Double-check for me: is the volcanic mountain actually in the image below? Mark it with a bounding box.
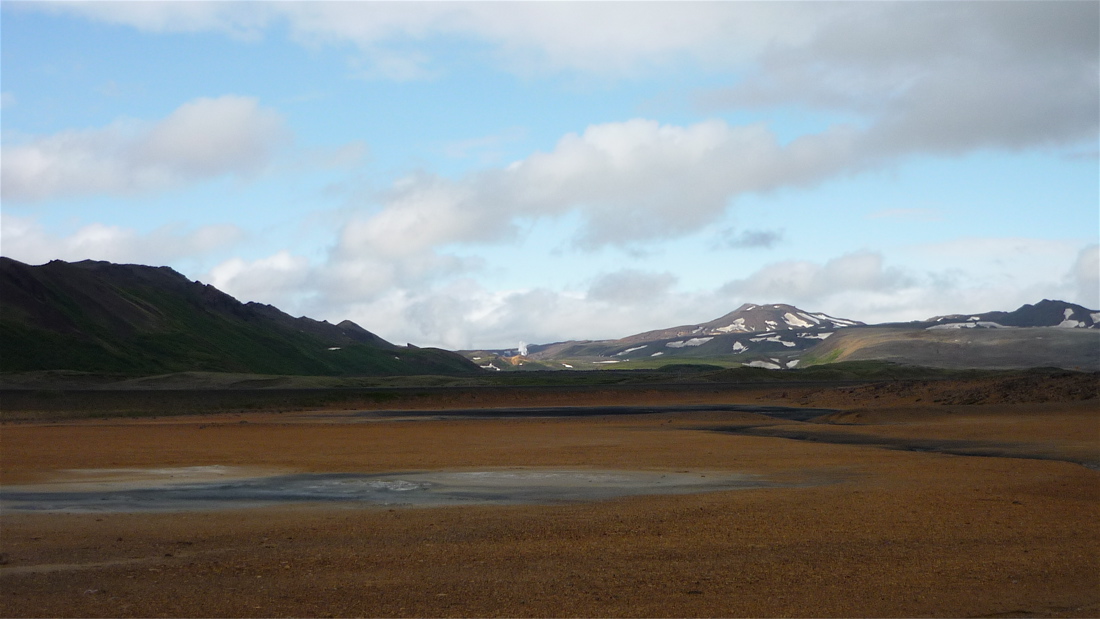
[0,258,478,376]
[484,303,865,370]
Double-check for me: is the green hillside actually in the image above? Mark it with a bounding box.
[0,258,478,376]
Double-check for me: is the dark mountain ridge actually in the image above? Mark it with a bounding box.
[0,258,477,376]
[925,299,1098,329]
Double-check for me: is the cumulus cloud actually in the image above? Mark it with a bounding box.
[1067,244,1099,309]
[907,237,1083,291]
[1,95,287,202]
[355,281,705,350]
[719,252,911,304]
[31,2,822,77]
[198,249,705,349]
[280,117,868,316]
[206,251,312,306]
[0,213,243,266]
[193,239,1095,350]
[707,241,1096,326]
[28,3,1096,158]
[701,2,1098,155]
[331,118,863,263]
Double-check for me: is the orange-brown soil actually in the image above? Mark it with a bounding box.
[1,379,1097,617]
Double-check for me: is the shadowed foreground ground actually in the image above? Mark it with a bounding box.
[0,379,1097,617]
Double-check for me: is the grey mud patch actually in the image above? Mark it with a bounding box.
[0,467,778,513]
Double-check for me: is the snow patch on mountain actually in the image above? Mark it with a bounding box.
[783,313,814,328]
[746,360,782,370]
[716,318,750,333]
[744,357,799,370]
[666,337,714,348]
[927,321,1009,330]
[1057,308,1084,328]
[749,334,796,347]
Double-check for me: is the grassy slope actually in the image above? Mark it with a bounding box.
[801,326,1100,371]
[0,259,477,376]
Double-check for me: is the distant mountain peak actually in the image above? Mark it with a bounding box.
[702,302,864,334]
[927,299,1098,329]
[517,302,864,368]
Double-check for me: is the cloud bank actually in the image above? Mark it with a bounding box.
[1,213,243,267]
[1,96,286,202]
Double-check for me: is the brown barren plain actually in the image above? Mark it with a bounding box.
[1,375,1098,617]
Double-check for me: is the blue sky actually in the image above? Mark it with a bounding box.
[2,1,1097,349]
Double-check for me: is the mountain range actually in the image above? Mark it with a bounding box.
[502,303,862,370]
[925,300,1099,330]
[1,257,1097,376]
[0,258,478,376]
[466,300,1099,372]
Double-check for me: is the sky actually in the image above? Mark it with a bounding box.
[1,1,1098,350]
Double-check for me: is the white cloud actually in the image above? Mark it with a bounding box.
[335,118,863,261]
[0,213,243,266]
[27,2,1096,164]
[51,2,817,77]
[360,281,704,350]
[1067,244,1099,309]
[271,117,868,321]
[206,251,312,307]
[906,237,1082,287]
[712,241,1097,325]
[702,2,1098,155]
[191,238,1097,350]
[720,252,910,303]
[23,1,272,39]
[1,95,287,202]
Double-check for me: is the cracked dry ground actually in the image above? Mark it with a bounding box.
[1,378,1097,617]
